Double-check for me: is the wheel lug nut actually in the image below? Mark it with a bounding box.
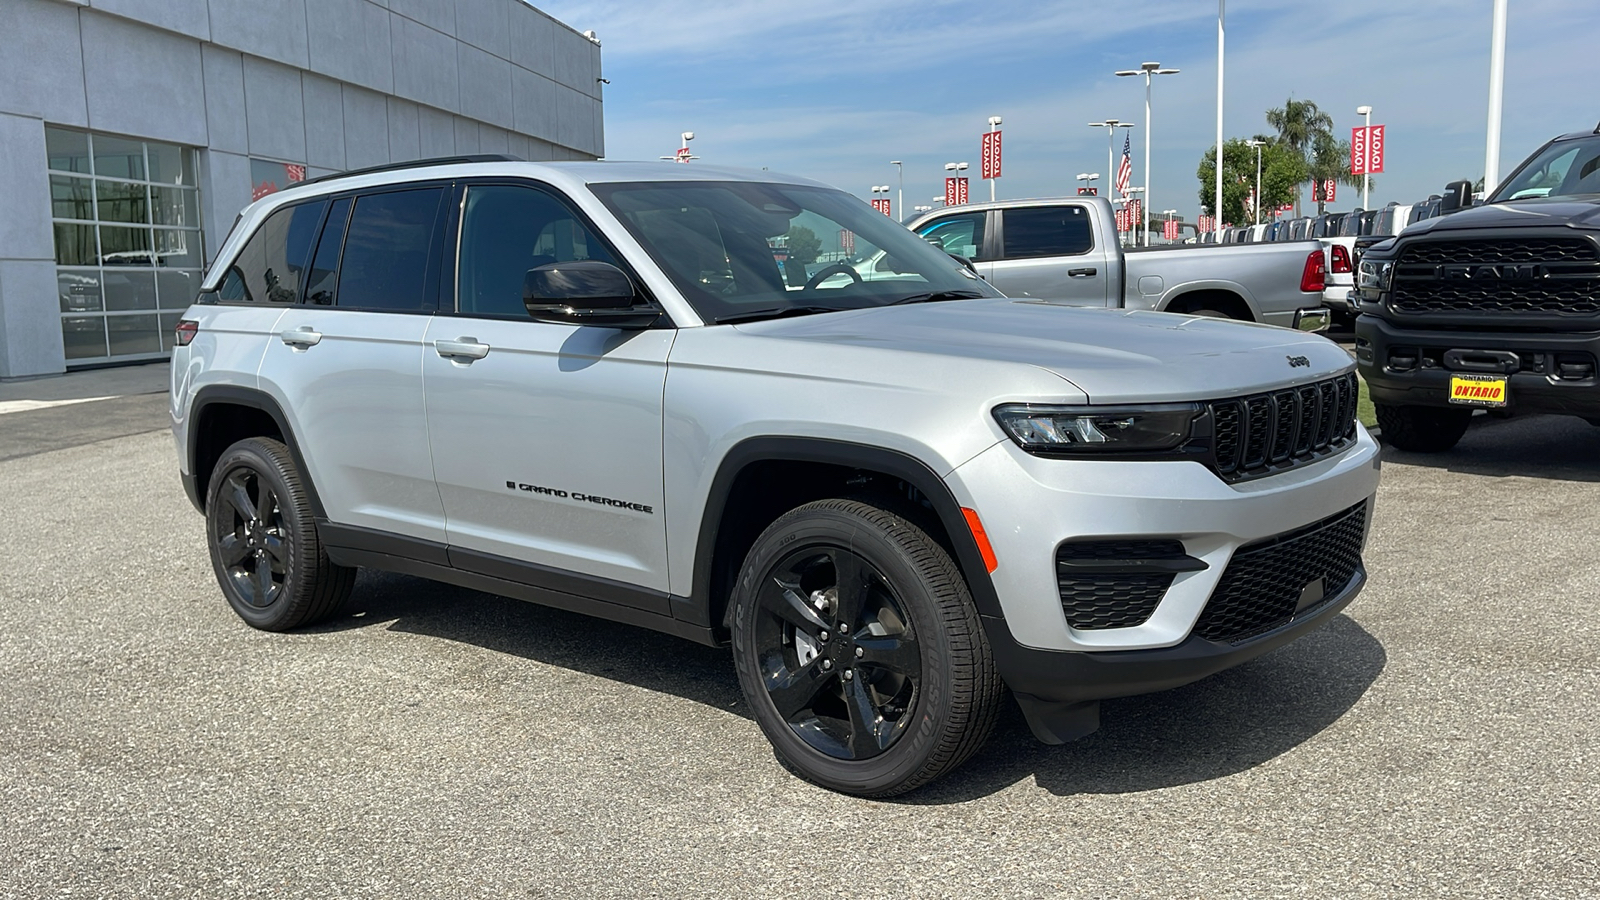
[821,659,833,671]
[855,647,864,658]
[818,630,829,642]
[844,670,854,681]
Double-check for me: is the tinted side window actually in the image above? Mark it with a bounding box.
[336,188,445,311]
[218,199,327,304]
[456,184,620,318]
[1002,206,1093,259]
[916,213,986,261]
[302,197,350,306]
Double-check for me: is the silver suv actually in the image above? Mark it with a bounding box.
[170,157,1380,796]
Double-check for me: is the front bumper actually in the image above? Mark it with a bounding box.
[1356,314,1600,416]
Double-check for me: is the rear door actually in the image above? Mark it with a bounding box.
[988,204,1111,305]
[421,181,673,603]
[256,185,450,545]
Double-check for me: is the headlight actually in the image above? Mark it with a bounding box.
[993,403,1200,455]
[1357,259,1393,291]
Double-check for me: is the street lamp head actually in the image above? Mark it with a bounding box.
[682,131,694,142]
[890,160,902,166]
[1155,68,1180,75]
[989,115,1003,126]
[943,162,957,171]
[957,162,969,170]
[1114,70,1140,77]
[1356,105,1372,115]
[1245,138,1266,148]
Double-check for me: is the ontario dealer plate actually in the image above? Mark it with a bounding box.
[1449,373,1508,408]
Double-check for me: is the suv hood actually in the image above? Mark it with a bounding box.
[733,299,1352,404]
[1411,196,1600,233]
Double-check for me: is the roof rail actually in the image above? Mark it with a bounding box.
[287,154,524,190]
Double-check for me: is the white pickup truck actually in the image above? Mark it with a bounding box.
[904,198,1330,330]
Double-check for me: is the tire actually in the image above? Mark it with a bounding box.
[204,437,355,631]
[1187,307,1231,318]
[729,498,1003,797]
[1374,403,1473,452]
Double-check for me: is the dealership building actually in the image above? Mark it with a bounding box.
[0,0,604,378]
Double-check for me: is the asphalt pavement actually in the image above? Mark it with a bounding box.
[0,365,1595,898]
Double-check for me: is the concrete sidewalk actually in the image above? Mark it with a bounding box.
[0,360,169,404]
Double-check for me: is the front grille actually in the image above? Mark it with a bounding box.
[1056,540,1184,630]
[1391,237,1600,316]
[1208,373,1358,482]
[1192,501,1368,643]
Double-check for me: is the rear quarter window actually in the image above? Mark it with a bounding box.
[216,199,327,304]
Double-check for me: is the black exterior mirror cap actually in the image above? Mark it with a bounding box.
[524,305,663,329]
[1439,180,1473,213]
[523,260,638,312]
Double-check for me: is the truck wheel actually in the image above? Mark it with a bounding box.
[1374,403,1473,452]
[204,437,355,631]
[729,499,1002,797]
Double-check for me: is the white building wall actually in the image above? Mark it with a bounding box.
[0,0,604,377]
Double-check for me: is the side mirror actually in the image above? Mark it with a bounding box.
[522,260,659,328]
[948,252,978,274]
[1438,180,1473,214]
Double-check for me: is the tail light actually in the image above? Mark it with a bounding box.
[1330,244,1353,274]
[174,319,198,347]
[1300,249,1327,293]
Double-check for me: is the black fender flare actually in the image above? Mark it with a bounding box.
[186,385,326,519]
[690,436,1005,625]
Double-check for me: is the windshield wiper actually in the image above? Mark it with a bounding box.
[714,305,848,325]
[888,289,987,305]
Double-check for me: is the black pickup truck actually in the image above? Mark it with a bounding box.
[1354,127,1600,451]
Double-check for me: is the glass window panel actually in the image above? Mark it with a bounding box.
[58,270,103,314]
[96,179,150,225]
[150,186,199,227]
[1002,206,1094,259]
[156,269,201,309]
[98,224,154,266]
[249,158,307,201]
[337,189,444,310]
[107,314,162,356]
[223,200,326,304]
[102,269,158,310]
[61,316,108,360]
[53,222,98,266]
[457,185,619,317]
[304,197,350,305]
[50,175,95,220]
[153,228,203,268]
[159,312,185,351]
[94,135,146,180]
[46,127,91,174]
[916,213,987,261]
[146,142,194,187]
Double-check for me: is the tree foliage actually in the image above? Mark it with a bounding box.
[784,225,821,266]
[1196,137,1305,225]
[1265,97,1367,214]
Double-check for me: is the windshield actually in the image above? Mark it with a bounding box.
[589,181,1001,323]
[1493,135,1600,202]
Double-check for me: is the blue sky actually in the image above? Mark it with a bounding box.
[540,0,1597,223]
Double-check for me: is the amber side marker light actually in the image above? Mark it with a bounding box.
[961,507,999,573]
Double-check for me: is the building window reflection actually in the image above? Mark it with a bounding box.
[46,126,204,363]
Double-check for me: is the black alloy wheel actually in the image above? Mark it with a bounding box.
[204,437,354,631]
[731,498,1002,797]
[753,544,921,761]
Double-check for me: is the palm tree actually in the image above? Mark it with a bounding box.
[1308,131,1365,215]
[1266,98,1334,215]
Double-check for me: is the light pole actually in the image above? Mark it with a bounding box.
[659,131,697,162]
[1357,105,1372,210]
[1115,62,1179,246]
[1121,186,1145,247]
[1485,0,1508,194]
[1088,120,1134,202]
[1215,0,1225,240]
[943,161,969,204]
[1245,138,1266,225]
[890,160,904,220]
[987,115,1002,202]
[871,185,890,217]
[1076,172,1100,195]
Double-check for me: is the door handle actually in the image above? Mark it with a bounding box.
[1067,268,1098,277]
[434,337,490,362]
[280,325,322,348]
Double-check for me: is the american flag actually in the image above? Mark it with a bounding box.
[1115,133,1133,197]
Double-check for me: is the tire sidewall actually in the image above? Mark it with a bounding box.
[731,505,962,795]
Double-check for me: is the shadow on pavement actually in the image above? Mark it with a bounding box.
[1381,412,1600,482]
[313,570,1385,803]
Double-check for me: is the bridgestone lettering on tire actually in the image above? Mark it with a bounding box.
[729,498,1003,797]
[204,437,354,631]
[1374,403,1472,453]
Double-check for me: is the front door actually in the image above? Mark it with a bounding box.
[422,182,673,607]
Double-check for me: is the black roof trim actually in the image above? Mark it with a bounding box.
[286,154,524,191]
